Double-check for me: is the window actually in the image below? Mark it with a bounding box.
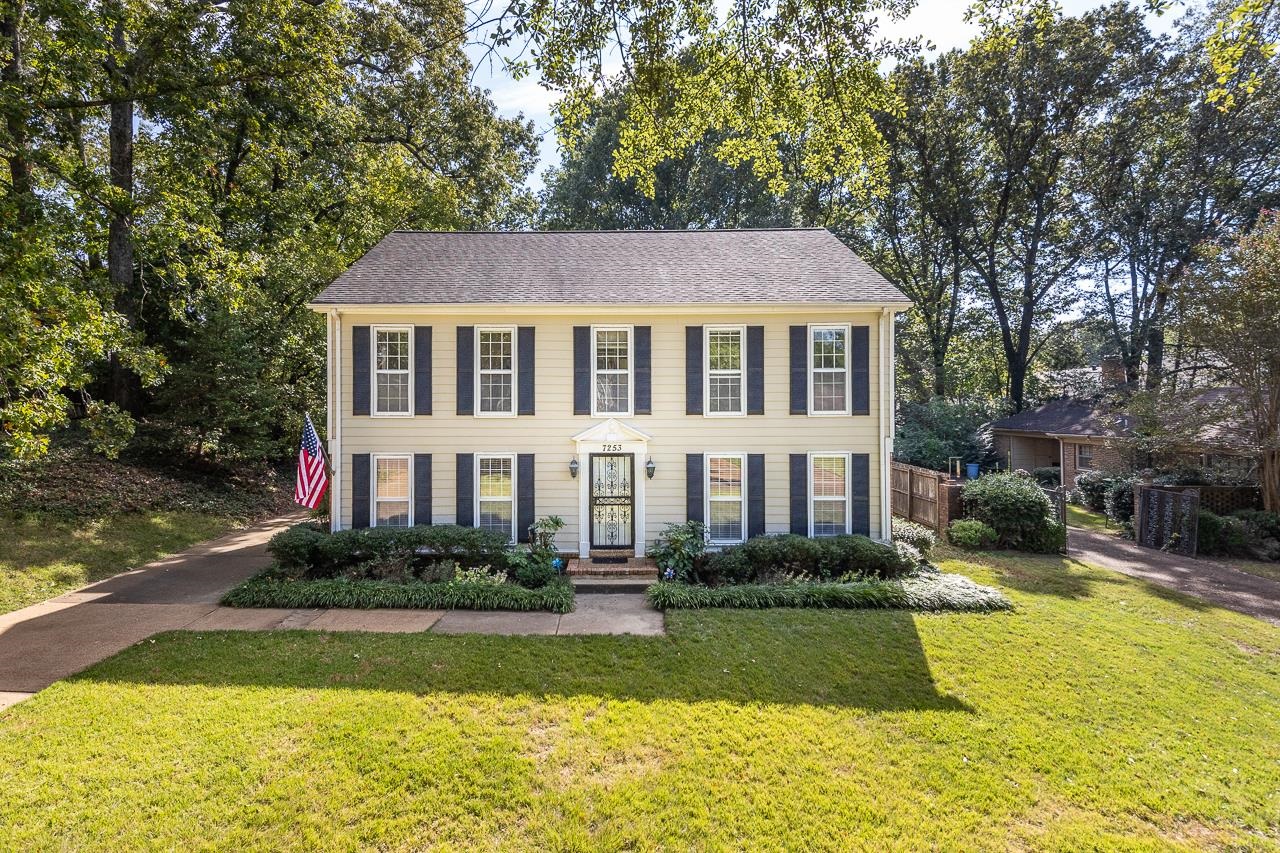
[705,327,745,416]
[809,325,850,415]
[810,453,850,537]
[373,455,411,527]
[477,327,515,416]
[706,454,746,544]
[1075,444,1094,470]
[476,454,515,542]
[592,327,632,416]
[373,326,412,416]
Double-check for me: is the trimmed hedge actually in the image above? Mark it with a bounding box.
[646,572,1010,612]
[701,534,914,584]
[221,573,575,613]
[268,523,513,579]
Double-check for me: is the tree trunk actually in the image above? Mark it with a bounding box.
[107,14,140,412]
[1262,449,1279,514]
[1,0,34,226]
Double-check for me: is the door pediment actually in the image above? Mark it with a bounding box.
[571,418,652,445]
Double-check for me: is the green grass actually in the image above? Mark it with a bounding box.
[1219,556,1280,583]
[1067,503,1114,533]
[0,512,237,614]
[222,573,576,613]
[1,546,1279,849]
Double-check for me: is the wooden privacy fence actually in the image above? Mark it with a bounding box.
[891,461,961,534]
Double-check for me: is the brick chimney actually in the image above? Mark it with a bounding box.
[1100,355,1127,390]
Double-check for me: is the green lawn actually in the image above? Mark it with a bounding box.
[1,547,1278,849]
[0,512,237,614]
[1067,503,1114,533]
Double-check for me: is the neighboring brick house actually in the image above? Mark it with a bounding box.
[990,399,1129,488]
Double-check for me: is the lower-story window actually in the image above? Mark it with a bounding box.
[810,452,850,537]
[706,453,746,544]
[1075,443,1094,470]
[373,455,411,527]
[476,454,515,542]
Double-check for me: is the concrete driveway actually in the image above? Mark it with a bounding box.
[1069,528,1280,627]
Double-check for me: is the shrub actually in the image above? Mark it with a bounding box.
[701,534,914,584]
[1103,479,1136,528]
[265,523,512,579]
[1197,510,1251,557]
[960,472,1060,552]
[650,521,708,582]
[222,573,575,613]
[267,522,330,574]
[1074,470,1112,512]
[891,520,937,559]
[645,572,1010,612]
[1232,509,1280,542]
[512,560,557,589]
[948,519,997,550]
[1032,466,1063,488]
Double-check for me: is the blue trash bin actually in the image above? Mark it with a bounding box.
[966,463,980,479]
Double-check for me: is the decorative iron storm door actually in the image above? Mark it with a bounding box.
[589,454,634,549]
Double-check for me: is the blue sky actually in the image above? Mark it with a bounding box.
[468,0,1178,193]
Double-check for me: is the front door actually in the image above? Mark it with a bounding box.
[589,453,634,550]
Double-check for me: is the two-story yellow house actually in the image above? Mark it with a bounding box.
[311,228,910,559]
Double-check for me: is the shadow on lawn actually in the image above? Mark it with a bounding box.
[72,610,973,713]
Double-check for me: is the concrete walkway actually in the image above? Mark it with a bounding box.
[1069,528,1280,627]
[0,516,663,712]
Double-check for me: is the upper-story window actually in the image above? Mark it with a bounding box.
[592,326,632,416]
[810,324,850,415]
[373,326,412,416]
[705,326,745,416]
[477,327,515,416]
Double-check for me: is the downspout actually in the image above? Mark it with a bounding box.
[881,307,894,542]
[331,309,342,532]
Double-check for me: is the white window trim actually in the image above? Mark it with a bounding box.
[1076,443,1094,469]
[371,453,413,528]
[703,325,747,418]
[590,325,634,418]
[808,451,852,538]
[807,323,851,417]
[371,324,414,417]
[474,325,517,418]
[474,452,517,544]
[704,452,748,545]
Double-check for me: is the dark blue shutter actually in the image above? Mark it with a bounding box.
[789,326,807,415]
[414,326,432,415]
[413,453,432,526]
[851,326,870,416]
[455,453,474,527]
[685,326,703,415]
[851,453,871,535]
[456,327,474,415]
[517,454,535,543]
[352,326,370,416]
[518,327,535,415]
[352,453,371,528]
[748,454,765,539]
[747,326,764,415]
[686,453,704,523]
[789,453,808,535]
[573,326,590,415]
[634,326,651,414]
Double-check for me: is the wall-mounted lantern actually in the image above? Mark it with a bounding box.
[568,458,580,479]
[646,457,656,479]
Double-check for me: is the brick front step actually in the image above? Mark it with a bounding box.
[565,557,658,578]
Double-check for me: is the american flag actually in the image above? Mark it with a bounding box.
[295,413,329,509]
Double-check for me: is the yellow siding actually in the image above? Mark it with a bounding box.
[328,310,889,551]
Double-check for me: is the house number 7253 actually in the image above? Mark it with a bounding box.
[602,444,622,452]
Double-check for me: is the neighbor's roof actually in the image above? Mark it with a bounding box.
[989,398,1131,438]
[310,228,910,306]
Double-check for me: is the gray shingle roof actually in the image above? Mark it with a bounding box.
[310,228,910,306]
[989,398,1130,438]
